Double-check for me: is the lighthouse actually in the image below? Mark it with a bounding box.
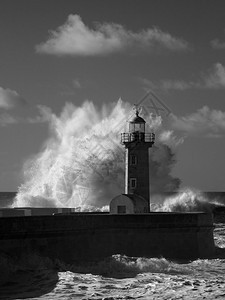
[110,107,155,214]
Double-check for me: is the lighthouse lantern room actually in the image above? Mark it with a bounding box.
[110,107,155,214]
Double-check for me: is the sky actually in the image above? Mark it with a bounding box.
[1,0,225,192]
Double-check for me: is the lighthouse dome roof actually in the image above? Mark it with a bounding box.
[130,113,146,124]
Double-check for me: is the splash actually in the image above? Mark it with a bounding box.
[57,254,191,278]
[150,144,181,194]
[14,99,180,209]
[157,188,224,212]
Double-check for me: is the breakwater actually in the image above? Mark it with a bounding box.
[0,212,215,262]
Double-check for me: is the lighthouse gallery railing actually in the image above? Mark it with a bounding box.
[121,132,155,143]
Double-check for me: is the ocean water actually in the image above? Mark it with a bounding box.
[0,192,225,299]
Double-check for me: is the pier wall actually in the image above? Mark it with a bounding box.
[0,212,215,262]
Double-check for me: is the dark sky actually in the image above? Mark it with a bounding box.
[0,0,225,191]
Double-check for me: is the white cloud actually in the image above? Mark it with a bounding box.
[0,87,26,109]
[72,79,81,89]
[203,63,225,88]
[27,105,53,124]
[211,38,225,49]
[159,80,193,91]
[36,14,190,56]
[0,104,51,126]
[170,106,225,138]
[142,78,194,91]
[0,113,18,126]
[0,87,50,126]
[142,63,225,91]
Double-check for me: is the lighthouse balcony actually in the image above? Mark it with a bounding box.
[121,132,155,144]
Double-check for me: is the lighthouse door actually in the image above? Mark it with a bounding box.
[117,205,126,214]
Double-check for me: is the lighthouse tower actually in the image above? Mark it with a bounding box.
[110,107,155,214]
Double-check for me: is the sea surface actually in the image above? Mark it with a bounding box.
[0,192,225,300]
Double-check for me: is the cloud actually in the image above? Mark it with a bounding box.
[141,77,194,91]
[36,14,190,56]
[142,63,225,91]
[202,63,225,88]
[0,86,29,126]
[0,103,51,127]
[72,79,81,89]
[211,38,225,49]
[158,80,193,91]
[60,79,82,97]
[0,113,18,126]
[0,87,26,109]
[170,106,225,138]
[27,105,53,124]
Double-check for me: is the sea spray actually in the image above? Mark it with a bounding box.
[14,99,180,209]
[53,254,191,278]
[153,188,225,212]
[14,100,129,208]
[0,252,191,287]
[150,144,181,194]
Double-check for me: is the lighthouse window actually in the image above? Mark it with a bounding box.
[130,155,137,165]
[130,178,137,188]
